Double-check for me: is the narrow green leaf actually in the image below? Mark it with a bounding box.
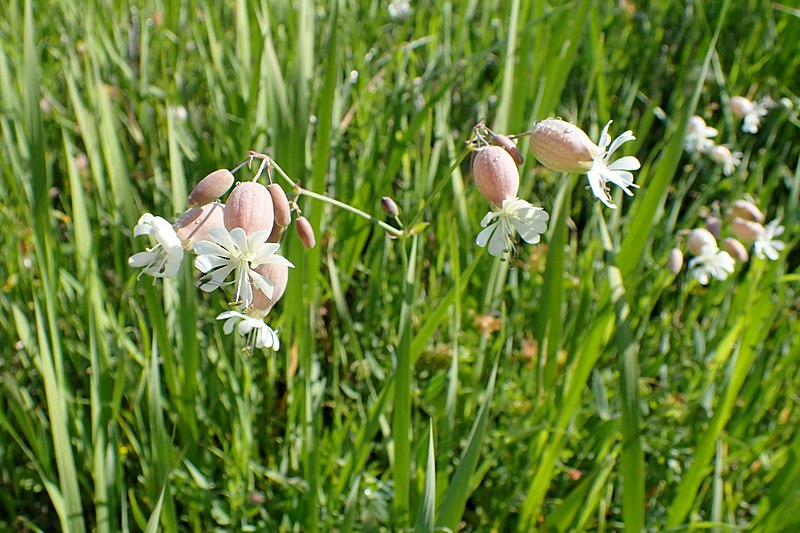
[415,422,436,533]
[436,356,499,531]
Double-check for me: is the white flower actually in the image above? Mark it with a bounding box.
[194,227,294,307]
[709,145,742,176]
[128,213,184,278]
[388,0,412,20]
[684,116,718,154]
[476,198,549,257]
[753,219,786,260]
[586,121,641,209]
[217,311,280,351]
[688,244,735,285]
[729,96,770,134]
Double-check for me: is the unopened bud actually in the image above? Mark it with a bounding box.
[492,133,524,165]
[267,184,292,228]
[223,182,274,236]
[667,247,684,274]
[295,216,316,248]
[709,145,732,165]
[381,196,400,217]
[687,115,707,133]
[472,145,520,205]
[249,263,289,317]
[722,237,749,262]
[729,96,754,118]
[705,216,721,239]
[267,225,285,244]
[175,202,225,249]
[528,118,597,173]
[686,228,718,255]
[188,169,235,207]
[731,217,764,242]
[728,199,765,223]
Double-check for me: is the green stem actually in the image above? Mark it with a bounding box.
[246,152,405,238]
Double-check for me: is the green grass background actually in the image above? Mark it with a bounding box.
[1,0,799,531]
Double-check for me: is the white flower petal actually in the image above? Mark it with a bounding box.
[487,223,509,257]
[476,224,497,248]
[607,156,641,172]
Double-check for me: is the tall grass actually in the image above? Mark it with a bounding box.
[1,0,799,531]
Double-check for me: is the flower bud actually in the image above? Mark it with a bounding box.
[709,145,732,165]
[686,228,718,255]
[295,216,316,248]
[223,182,274,236]
[267,183,292,228]
[729,96,754,118]
[492,133,524,165]
[175,202,225,249]
[472,145,520,205]
[705,216,721,239]
[667,247,684,274]
[728,199,765,223]
[249,263,289,317]
[722,237,749,263]
[687,115,707,133]
[381,196,400,217]
[528,118,597,173]
[731,217,764,242]
[267,225,285,244]
[188,169,234,207]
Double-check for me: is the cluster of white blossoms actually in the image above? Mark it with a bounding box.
[683,95,779,176]
[468,118,642,259]
[668,198,785,285]
[129,162,317,352]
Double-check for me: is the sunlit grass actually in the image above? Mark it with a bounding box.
[1,0,799,531]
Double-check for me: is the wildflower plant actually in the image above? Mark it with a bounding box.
[129,151,405,352]
[467,123,549,259]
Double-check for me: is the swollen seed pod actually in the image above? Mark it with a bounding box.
[686,228,718,255]
[175,202,225,249]
[267,184,292,228]
[492,133,524,165]
[667,247,684,274]
[472,145,520,205]
[267,225,285,244]
[705,216,721,239]
[223,182,274,236]
[722,237,749,263]
[249,263,289,317]
[728,199,765,223]
[295,216,316,248]
[731,217,764,242]
[188,169,235,207]
[528,118,597,173]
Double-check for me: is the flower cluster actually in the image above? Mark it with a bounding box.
[129,158,317,351]
[668,198,785,285]
[467,118,642,259]
[683,95,779,176]
[467,126,549,259]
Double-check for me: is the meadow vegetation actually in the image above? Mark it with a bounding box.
[1,0,799,531]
